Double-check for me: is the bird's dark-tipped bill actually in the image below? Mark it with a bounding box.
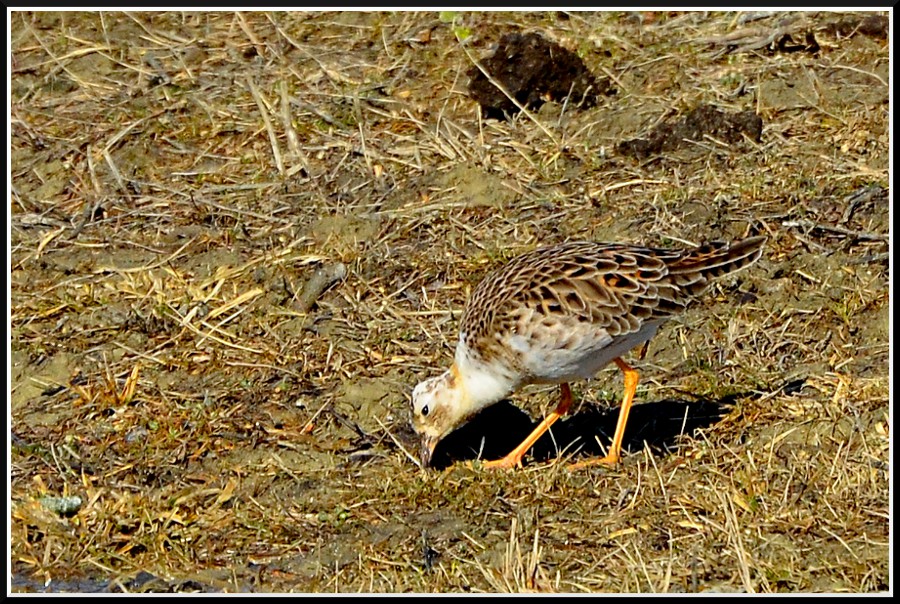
[419,435,439,468]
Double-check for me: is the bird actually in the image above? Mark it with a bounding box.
[411,235,766,470]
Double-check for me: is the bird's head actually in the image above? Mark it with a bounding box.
[411,353,517,468]
[411,364,470,468]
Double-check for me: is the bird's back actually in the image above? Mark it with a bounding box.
[458,237,765,382]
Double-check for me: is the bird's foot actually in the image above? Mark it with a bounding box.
[479,454,524,470]
[566,453,620,471]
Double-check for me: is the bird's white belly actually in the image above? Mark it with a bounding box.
[511,321,664,384]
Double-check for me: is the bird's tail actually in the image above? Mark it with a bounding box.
[666,235,767,297]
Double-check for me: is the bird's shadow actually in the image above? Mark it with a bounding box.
[428,393,752,470]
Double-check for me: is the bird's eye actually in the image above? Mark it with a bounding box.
[421,405,429,417]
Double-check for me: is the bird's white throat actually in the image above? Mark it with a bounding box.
[453,335,516,411]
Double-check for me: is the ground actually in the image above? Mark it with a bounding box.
[9,10,890,593]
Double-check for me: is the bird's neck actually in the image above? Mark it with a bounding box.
[452,340,516,411]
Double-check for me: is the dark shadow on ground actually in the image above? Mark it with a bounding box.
[428,393,755,470]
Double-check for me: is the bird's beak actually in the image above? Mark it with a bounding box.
[419,435,439,468]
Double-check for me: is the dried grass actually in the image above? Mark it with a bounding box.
[10,10,889,594]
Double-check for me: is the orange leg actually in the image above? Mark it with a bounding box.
[482,383,574,469]
[637,340,650,361]
[567,357,638,470]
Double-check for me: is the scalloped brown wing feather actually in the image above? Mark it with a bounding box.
[459,237,766,365]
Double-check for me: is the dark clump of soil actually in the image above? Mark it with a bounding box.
[618,104,763,158]
[772,31,820,54]
[824,14,889,39]
[467,31,611,120]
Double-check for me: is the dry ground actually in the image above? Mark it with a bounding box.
[9,10,890,593]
